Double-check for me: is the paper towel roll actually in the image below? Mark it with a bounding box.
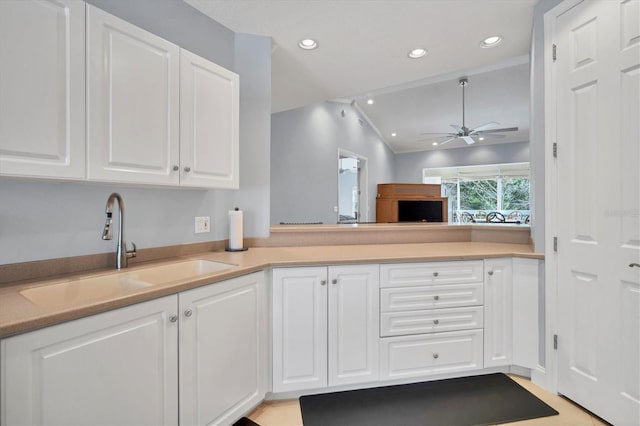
[228,208,243,250]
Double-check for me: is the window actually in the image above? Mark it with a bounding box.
[423,163,530,223]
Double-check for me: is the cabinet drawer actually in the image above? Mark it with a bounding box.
[380,329,483,380]
[380,283,483,312]
[381,306,484,337]
[380,261,483,288]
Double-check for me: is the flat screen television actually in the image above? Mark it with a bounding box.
[398,200,444,222]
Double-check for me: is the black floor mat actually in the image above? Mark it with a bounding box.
[232,417,261,426]
[299,373,559,426]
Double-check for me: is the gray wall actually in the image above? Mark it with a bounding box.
[0,1,271,265]
[530,0,563,253]
[271,102,395,224]
[394,141,531,183]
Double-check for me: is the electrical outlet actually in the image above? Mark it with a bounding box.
[195,216,211,233]
[333,206,338,213]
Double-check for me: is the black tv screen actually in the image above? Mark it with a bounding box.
[398,200,444,222]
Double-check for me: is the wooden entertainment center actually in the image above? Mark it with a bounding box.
[376,183,448,223]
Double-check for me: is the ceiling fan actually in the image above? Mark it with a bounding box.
[421,78,518,145]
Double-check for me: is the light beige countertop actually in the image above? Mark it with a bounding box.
[0,242,542,339]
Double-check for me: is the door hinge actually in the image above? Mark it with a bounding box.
[553,236,558,252]
[552,44,557,62]
[553,334,558,350]
[553,142,558,158]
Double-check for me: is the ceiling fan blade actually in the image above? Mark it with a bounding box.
[450,124,463,133]
[462,136,475,145]
[471,121,499,132]
[437,137,457,146]
[475,133,506,139]
[419,132,457,136]
[483,127,519,133]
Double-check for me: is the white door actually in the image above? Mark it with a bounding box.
[180,49,239,189]
[0,296,179,425]
[483,258,513,367]
[272,267,328,392]
[0,0,85,179]
[179,273,266,426]
[86,5,180,185]
[328,264,379,386]
[552,1,640,424]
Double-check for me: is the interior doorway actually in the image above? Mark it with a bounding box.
[338,149,368,223]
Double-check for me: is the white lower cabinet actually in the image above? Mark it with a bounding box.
[0,272,266,426]
[1,296,179,425]
[379,261,485,381]
[483,258,513,367]
[179,272,267,425]
[272,265,379,393]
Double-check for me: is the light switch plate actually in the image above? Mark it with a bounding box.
[195,216,211,233]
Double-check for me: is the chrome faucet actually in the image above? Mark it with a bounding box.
[102,192,136,269]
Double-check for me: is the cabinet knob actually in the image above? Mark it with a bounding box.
[172,165,179,171]
[169,315,178,323]
[433,353,439,359]
[433,319,439,325]
[433,272,439,277]
[320,280,327,286]
[184,309,193,318]
[332,279,338,285]
[488,270,494,276]
[433,295,440,301]
[184,166,191,173]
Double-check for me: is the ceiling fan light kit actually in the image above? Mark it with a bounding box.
[420,77,518,147]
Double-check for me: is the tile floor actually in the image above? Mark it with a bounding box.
[247,375,610,426]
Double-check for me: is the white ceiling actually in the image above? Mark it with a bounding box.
[186,0,537,152]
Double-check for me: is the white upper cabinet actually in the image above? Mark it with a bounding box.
[86,5,180,185]
[180,49,239,189]
[0,0,85,179]
[86,5,239,189]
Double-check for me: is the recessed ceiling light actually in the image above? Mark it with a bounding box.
[367,99,374,105]
[432,142,438,146]
[298,38,318,50]
[408,48,428,59]
[391,132,397,137]
[480,35,503,48]
[479,137,485,141]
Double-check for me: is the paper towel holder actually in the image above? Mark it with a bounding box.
[226,207,249,252]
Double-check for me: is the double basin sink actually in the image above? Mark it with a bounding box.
[20,259,236,308]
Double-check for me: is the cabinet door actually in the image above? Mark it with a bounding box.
[328,264,379,386]
[512,258,540,369]
[86,5,180,185]
[0,296,179,426]
[484,258,513,367]
[272,267,328,392]
[180,49,239,189]
[0,0,85,179]
[179,272,267,426]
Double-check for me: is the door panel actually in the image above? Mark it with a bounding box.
[554,1,640,424]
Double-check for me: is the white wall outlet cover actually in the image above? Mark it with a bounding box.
[195,216,211,233]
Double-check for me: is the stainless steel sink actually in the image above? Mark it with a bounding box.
[20,259,236,308]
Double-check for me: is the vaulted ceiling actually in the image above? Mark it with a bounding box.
[186,0,537,152]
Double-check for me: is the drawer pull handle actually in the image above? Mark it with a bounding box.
[433,353,439,359]
[433,319,439,325]
[433,295,440,301]
[433,272,439,277]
